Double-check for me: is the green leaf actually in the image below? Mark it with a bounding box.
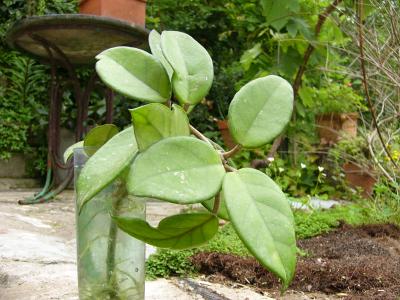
[96,47,171,103]
[130,103,189,151]
[127,136,225,204]
[261,0,300,31]
[228,75,293,148]
[161,31,213,105]
[240,43,262,71]
[202,196,230,221]
[223,168,296,288]
[83,124,119,156]
[286,19,298,38]
[77,127,138,212]
[149,30,174,79]
[63,141,83,163]
[113,213,218,249]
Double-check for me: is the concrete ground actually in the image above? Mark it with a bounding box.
[0,189,275,300]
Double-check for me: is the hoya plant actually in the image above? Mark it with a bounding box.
[71,30,296,289]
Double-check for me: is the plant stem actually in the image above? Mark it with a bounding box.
[105,181,125,297]
[224,163,237,172]
[266,0,344,160]
[222,144,242,159]
[189,125,213,146]
[212,193,221,214]
[106,219,118,298]
[190,124,238,172]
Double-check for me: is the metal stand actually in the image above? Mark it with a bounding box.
[19,35,114,204]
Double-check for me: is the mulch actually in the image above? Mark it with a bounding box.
[190,224,400,299]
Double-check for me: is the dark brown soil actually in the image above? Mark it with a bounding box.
[191,224,400,300]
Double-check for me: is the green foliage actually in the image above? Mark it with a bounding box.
[96,47,171,103]
[147,201,400,279]
[328,136,370,165]
[300,81,366,114]
[228,75,293,148]
[77,127,137,212]
[161,31,214,105]
[113,213,219,249]
[0,51,46,161]
[146,223,250,279]
[294,202,400,239]
[266,155,336,198]
[127,136,226,204]
[0,0,77,174]
[77,30,297,289]
[146,249,196,279]
[83,124,118,156]
[233,148,336,199]
[223,168,296,286]
[130,103,189,151]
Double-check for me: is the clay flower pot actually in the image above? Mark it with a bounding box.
[343,162,376,198]
[316,112,358,145]
[216,119,236,150]
[79,0,147,25]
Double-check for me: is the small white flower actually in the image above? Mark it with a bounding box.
[322,173,327,177]
[278,167,285,173]
[301,163,306,169]
[267,157,275,162]
[318,166,324,172]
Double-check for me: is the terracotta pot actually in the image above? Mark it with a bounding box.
[79,0,146,25]
[316,112,358,145]
[216,120,235,150]
[343,162,376,198]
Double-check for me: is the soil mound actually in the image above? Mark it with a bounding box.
[191,224,400,299]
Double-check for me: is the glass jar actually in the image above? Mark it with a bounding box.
[74,148,145,300]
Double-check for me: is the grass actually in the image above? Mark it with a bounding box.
[146,201,399,279]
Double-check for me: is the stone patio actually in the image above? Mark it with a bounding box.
[0,189,275,300]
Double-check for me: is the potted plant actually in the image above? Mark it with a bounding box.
[311,82,366,145]
[79,0,146,25]
[67,30,297,298]
[328,136,376,198]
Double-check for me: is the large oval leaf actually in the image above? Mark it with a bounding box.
[161,31,213,105]
[127,136,225,204]
[149,30,173,79]
[77,127,138,212]
[223,168,296,288]
[130,103,189,151]
[96,47,171,103]
[113,213,218,249]
[228,75,293,148]
[83,124,119,156]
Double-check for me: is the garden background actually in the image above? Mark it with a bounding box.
[1,0,398,207]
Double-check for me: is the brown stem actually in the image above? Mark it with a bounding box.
[189,125,213,146]
[267,0,344,159]
[212,193,221,214]
[222,144,242,159]
[224,163,237,172]
[357,0,398,169]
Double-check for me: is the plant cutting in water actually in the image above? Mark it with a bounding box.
[68,29,297,296]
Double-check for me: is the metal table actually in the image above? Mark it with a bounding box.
[6,14,148,204]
